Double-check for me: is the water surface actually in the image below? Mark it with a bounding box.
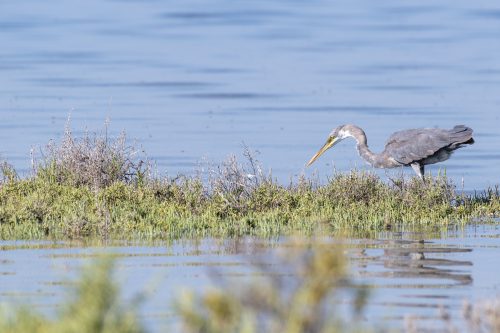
[1,224,500,331]
[1,1,500,189]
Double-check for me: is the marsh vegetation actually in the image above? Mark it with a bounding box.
[0,124,498,240]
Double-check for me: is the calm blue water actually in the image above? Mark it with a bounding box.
[1,0,499,190]
[2,2,500,331]
[1,225,500,332]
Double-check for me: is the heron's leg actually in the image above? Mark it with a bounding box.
[410,163,424,181]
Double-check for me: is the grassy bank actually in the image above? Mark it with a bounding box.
[0,124,499,240]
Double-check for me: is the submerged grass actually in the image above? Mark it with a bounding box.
[0,124,499,240]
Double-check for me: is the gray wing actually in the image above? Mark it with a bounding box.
[383,126,471,165]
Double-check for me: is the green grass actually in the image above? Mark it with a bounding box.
[0,166,498,240]
[0,124,498,240]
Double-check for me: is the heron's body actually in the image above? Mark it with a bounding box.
[307,124,474,179]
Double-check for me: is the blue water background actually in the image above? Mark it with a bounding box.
[1,0,499,189]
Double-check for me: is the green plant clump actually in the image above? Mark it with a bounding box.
[0,125,498,240]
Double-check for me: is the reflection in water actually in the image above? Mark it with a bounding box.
[347,236,480,330]
[352,241,473,287]
[1,224,499,331]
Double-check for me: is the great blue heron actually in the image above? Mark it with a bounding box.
[307,124,474,179]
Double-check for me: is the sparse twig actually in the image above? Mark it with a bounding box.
[34,118,150,190]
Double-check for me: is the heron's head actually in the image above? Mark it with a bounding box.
[306,124,351,166]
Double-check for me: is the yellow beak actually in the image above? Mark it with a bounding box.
[307,137,338,166]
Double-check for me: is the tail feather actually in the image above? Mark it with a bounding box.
[449,125,474,147]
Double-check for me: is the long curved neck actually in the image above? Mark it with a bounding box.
[344,125,379,167]
[357,142,378,167]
